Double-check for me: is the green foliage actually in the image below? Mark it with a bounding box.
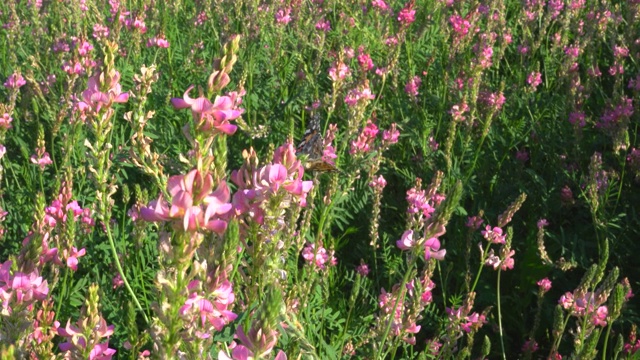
[0,0,639,359]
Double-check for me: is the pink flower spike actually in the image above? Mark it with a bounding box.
[537,278,552,293]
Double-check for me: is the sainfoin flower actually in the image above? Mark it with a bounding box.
[77,71,129,113]
[171,85,244,136]
[179,279,237,337]
[56,317,116,359]
[302,243,337,270]
[141,169,233,233]
[0,261,49,314]
[231,144,313,224]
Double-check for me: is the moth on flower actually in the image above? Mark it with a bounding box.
[296,113,340,173]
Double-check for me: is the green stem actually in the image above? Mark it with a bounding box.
[105,219,149,323]
[376,256,417,359]
[470,242,492,293]
[497,269,506,360]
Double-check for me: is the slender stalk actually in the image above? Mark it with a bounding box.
[497,269,506,360]
[105,218,149,323]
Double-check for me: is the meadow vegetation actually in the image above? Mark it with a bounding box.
[0,0,639,358]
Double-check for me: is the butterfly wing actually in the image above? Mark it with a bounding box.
[296,113,339,173]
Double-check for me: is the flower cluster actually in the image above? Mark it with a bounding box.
[231,144,313,225]
[171,86,244,136]
[77,71,129,114]
[0,260,49,315]
[559,290,608,327]
[377,284,422,345]
[141,169,233,233]
[179,275,237,339]
[301,242,337,270]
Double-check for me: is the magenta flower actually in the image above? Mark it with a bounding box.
[405,76,422,97]
[171,86,244,136]
[64,247,86,271]
[396,230,415,250]
[328,61,351,82]
[397,2,416,25]
[302,243,336,270]
[30,149,53,170]
[424,237,446,260]
[481,225,506,244]
[3,72,26,89]
[537,277,552,293]
[141,169,232,233]
[77,71,129,113]
[0,113,13,130]
[275,7,292,25]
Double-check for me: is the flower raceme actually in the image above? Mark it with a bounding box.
[171,85,244,136]
[141,169,232,233]
[231,144,313,222]
[77,71,129,113]
[0,260,49,315]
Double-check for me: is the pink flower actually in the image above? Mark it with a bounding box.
[112,274,124,289]
[350,120,378,154]
[537,277,552,293]
[424,237,446,261]
[449,102,469,122]
[344,83,375,107]
[4,72,26,89]
[0,113,13,130]
[382,123,400,145]
[466,216,484,229]
[64,247,86,271]
[171,86,244,136]
[369,175,387,190]
[356,263,370,276]
[141,170,232,233]
[481,225,506,244]
[30,150,53,170]
[396,230,415,250]
[537,219,549,229]
[527,71,542,90]
[522,339,539,353]
[592,306,608,327]
[89,342,117,360]
[328,61,350,82]
[275,7,292,25]
[405,76,421,97]
[397,2,416,26]
[302,243,336,270]
[77,71,129,113]
[357,49,374,72]
[315,18,331,31]
[371,0,391,13]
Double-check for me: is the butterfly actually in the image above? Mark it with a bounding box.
[296,113,339,173]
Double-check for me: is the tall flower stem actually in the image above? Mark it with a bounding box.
[497,268,506,360]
